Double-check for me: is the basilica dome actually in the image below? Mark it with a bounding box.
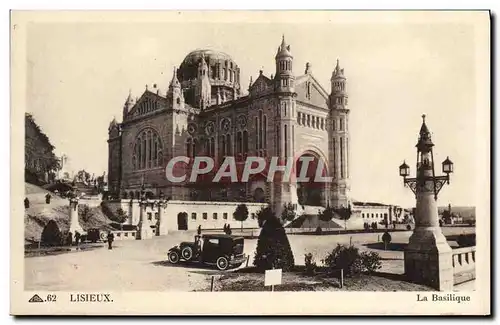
[177,49,242,107]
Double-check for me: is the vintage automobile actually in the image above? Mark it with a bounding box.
[167,234,247,270]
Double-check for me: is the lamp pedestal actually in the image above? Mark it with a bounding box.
[404,176,453,291]
[69,198,85,235]
[136,199,153,240]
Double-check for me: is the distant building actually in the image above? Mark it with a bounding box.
[56,154,76,181]
[352,201,403,224]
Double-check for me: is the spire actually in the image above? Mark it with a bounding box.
[123,89,134,119]
[108,116,118,130]
[275,34,292,58]
[331,58,346,80]
[125,89,133,104]
[417,114,434,148]
[248,76,253,91]
[169,67,181,89]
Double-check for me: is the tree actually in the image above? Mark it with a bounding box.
[256,205,274,227]
[114,208,128,224]
[25,113,61,185]
[253,212,295,272]
[233,203,249,232]
[281,202,297,224]
[336,204,352,230]
[318,206,335,222]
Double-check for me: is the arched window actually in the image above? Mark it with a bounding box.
[243,130,248,152]
[187,138,192,158]
[133,128,163,170]
[226,134,231,155]
[220,135,226,157]
[210,137,215,157]
[237,132,243,154]
[263,114,267,149]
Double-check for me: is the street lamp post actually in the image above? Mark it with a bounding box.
[154,194,168,236]
[68,182,85,236]
[399,114,454,291]
[136,184,153,240]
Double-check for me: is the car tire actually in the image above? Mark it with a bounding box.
[216,256,229,271]
[181,246,193,261]
[168,251,180,264]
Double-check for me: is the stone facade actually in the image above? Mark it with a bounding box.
[107,36,351,213]
[105,200,267,232]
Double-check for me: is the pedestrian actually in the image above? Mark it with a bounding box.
[107,231,114,250]
[24,197,30,209]
[197,225,202,235]
[45,193,51,204]
[74,231,81,249]
[67,232,73,247]
[226,224,232,235]
[223,223,227,234]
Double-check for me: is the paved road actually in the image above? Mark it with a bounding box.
[25,227,475,291]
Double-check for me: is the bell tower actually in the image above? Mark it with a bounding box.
[195,53,212,109]
[328,59,350,208]
[273,35,298,217]
[275,35,295,94]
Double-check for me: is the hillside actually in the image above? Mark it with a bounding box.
[24,183,115,242]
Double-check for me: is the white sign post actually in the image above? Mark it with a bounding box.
[264,269,282,292]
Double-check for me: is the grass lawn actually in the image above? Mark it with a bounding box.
[208,267,433,292]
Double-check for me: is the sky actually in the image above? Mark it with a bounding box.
[25,13,484,208]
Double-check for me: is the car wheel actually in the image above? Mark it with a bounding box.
[216,256,229,271]
[181,246,193,261]
[168,251,180,264]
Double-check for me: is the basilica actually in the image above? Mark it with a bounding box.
[107,36,351,212]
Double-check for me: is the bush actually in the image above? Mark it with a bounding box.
[114,208,128,224]
[361,251,382,273]
[457,234,476,247]
[322,244,364,277]
[253,214,295,272]
[406,224,412,231]
[322,244,382,277]
[100,202,128,224]
[315,226,322,235]
[304,253,317,275]
[281,202,297,223]
[41,220,63,247]
[318,206,335,222]
[78,204,92,222]
[256,206,275,227]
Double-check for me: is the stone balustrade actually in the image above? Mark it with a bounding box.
[111,230,138,240]
[452,246,476,284]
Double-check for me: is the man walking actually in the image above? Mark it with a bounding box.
[74,231,81,250]
[107,231,114,250]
